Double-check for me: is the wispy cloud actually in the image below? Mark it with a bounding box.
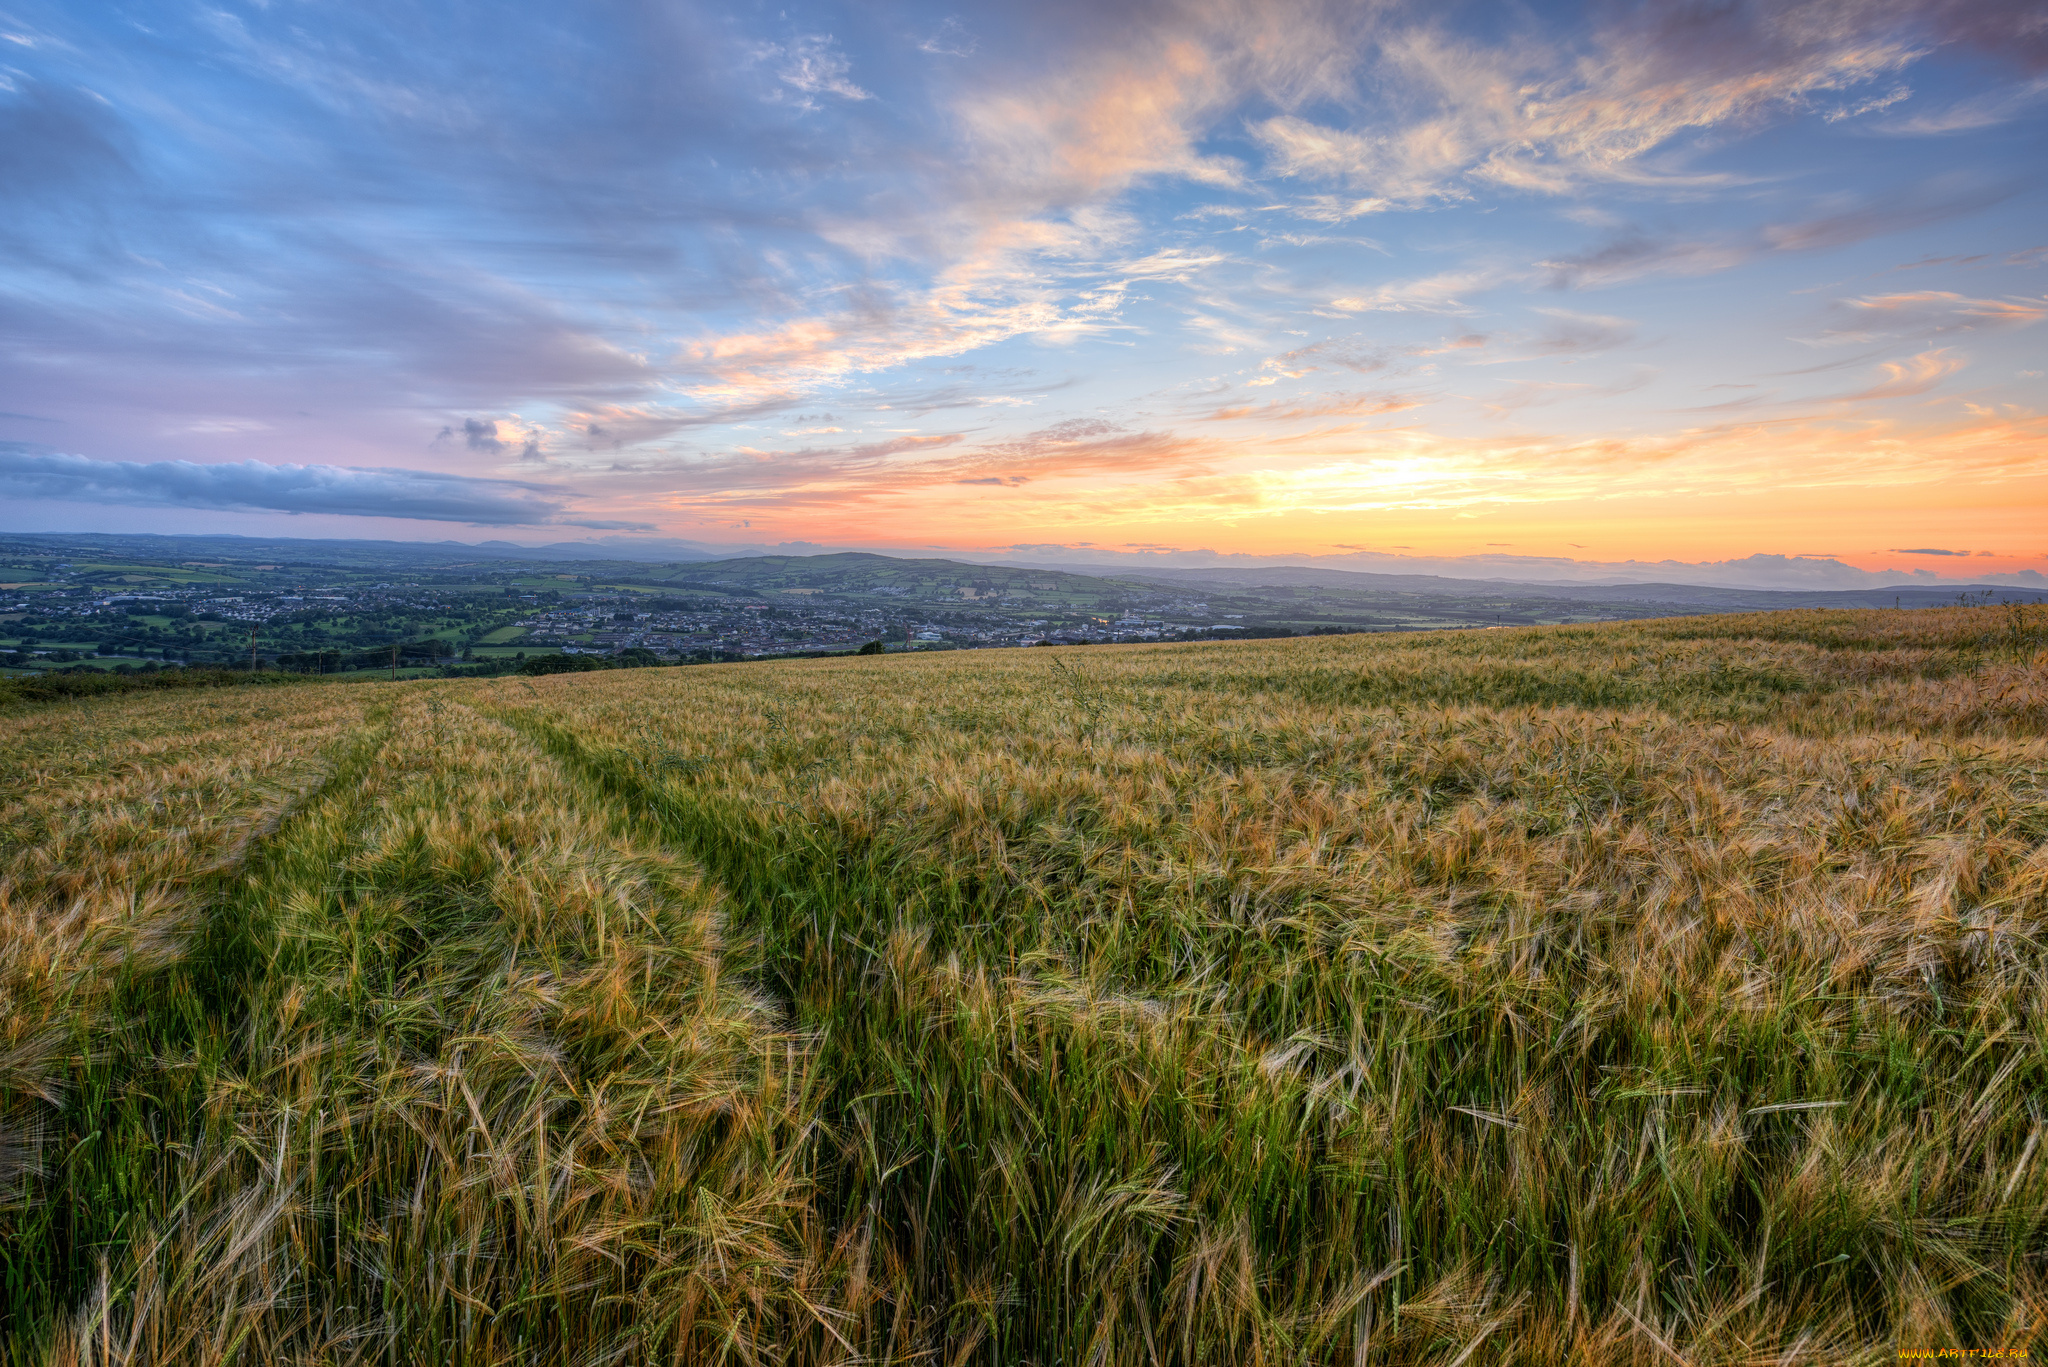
[1540,234,1749,290]
[1521,309,1639,357]
[0,444,637,527]
[1881,75,2048,133]
[1838,348,1968,399]
[1540,177,2018,293]
[1839,291,2048,335]
[1330,269,1506,315]
[564,397,809,450]
[914,18,976,59]
[1762,177,2016,251]
[1253,4,1932,206]
[1482,369,1654,414]
[752,34,872,105]
[1200,392,1424,422]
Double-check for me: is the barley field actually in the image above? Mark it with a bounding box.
[3,606,2046,1364]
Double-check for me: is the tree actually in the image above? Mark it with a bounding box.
[520,653,604,675]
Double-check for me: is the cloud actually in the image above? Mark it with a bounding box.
[637,418,1225,520]
[1837,291,2048,336]
[1763,177,2016,252]
[1255,229,1390,252]
[1003,418,1123,446]
[753,34,871,104]
[1528,308,1638,355]
[915,18,976,58]
[1890,546,1970,554]
[1413,334,1489,357]
[1839,349,1967,400]
[861,378,1079,415]
[1252,3,1940,205]
[1200,392,1424,422]
[1111,248,1230,281]
[1540,234,1748,290]
[1482,369,1654,414]
[1330,268,1504,315]
[1823,84,1914,122]
[1459,309,1642,365]
[1918,0,2048,72]
[1543,177,2018,293]
[564,396,808,449]
[1254,338,1396,378]
[962,421,1227,484]
[436,418,543,461]
[0,444,638,527]
[1252,116,1469,210]
[1881,74,2048,132]
[671,276,1120,390]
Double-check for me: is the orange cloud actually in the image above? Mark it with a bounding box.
[1845,291,2048,331]
[1839,349,1968,401]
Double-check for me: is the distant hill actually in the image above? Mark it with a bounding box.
[1046,563,2042,610]
[635,552,1135,599]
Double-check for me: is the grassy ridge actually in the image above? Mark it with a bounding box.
[2,607,2046,1363]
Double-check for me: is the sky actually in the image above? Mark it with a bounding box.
[2,0,2045,588]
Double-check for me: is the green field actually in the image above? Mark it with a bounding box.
[68,562,251,584]
[2,607,2045,1364]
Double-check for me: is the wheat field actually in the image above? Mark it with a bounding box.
[3,606,2045,1364]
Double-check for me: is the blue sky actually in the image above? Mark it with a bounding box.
[2,0,2044,586]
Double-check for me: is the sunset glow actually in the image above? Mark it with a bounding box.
[2,0,2043,586]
